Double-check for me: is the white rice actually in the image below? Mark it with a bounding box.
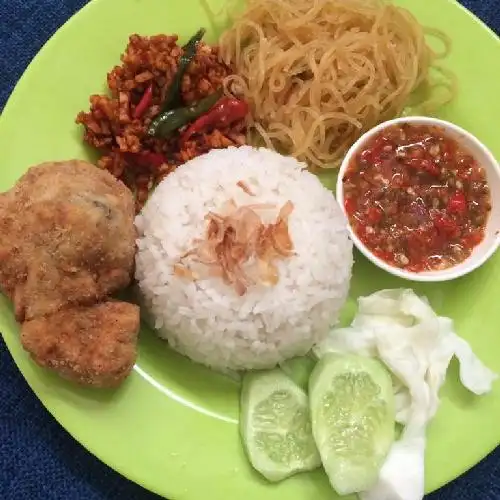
[135,146,353,371]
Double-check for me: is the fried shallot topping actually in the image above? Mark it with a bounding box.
[236,180,255,196]
[174,199,294,296]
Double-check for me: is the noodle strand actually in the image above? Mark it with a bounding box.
[219,0,455,168]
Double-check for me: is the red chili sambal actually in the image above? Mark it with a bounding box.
[342,123,491,272]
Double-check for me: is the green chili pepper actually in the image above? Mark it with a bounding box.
[147,89,223,138]
[161,28,206,112]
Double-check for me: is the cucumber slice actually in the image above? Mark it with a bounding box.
[240,369,321,482]
[309,354,395,495]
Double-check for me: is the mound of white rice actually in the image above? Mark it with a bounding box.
[135,146,353,371]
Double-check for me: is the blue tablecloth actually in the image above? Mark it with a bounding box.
[0,1,499,499]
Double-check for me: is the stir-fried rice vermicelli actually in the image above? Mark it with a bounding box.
[219,0,456,167]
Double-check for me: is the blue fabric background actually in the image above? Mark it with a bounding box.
[0,1,499,499]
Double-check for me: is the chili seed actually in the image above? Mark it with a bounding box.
[429,144,440,156]
[455,180,463,190]
[395,253,409,266]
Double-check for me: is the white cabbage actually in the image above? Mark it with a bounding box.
[314,289,497,500]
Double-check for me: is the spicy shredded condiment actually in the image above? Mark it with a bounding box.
[76,34,247,213]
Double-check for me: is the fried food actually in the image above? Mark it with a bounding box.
[0,160,136,321]
[0,159,139,387]
[21,301,140,387]
[76,34,247,212]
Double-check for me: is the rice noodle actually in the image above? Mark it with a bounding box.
[219,0,456,168]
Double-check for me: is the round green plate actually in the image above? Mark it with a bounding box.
[0,0,499,498]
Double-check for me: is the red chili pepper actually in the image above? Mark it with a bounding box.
[373,248,393,263]
[469,165,484,182]
[406,158,418,169]
[372,137,393,160]
[422,159,440,176]
[359,148,373,164]
[355,223,368,242]
[447,191,467,214]
[366,206,383,224]
[181,97,249,144]
[407,158,439,176]
[133,84,153,119]
[433,215,459,238]
[441,140,455,162]
[125,151,168,170]
[462,230,484,248]
[344,197,357,216]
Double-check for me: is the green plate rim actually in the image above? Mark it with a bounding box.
[1,1,499,499]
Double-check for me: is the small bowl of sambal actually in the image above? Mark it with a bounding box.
[337,116,500,282]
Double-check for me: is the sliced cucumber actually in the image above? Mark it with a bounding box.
[240,369,321,482]
[309,354,395,495]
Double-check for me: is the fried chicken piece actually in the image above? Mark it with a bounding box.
[0,159,139,387]
[0,160,136,322]
[21,301,140,387]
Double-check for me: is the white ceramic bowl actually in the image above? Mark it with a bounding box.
[336,116,500,282]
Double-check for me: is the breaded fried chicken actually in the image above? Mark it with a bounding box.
[21,301,139,387]
[0,160,140,387]
[0,160,136,321]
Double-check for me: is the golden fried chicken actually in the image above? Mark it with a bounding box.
[0,160,140,387]
[21,301,139,387]
[0,160,136,321]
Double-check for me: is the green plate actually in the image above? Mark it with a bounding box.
[0,0,499,498]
